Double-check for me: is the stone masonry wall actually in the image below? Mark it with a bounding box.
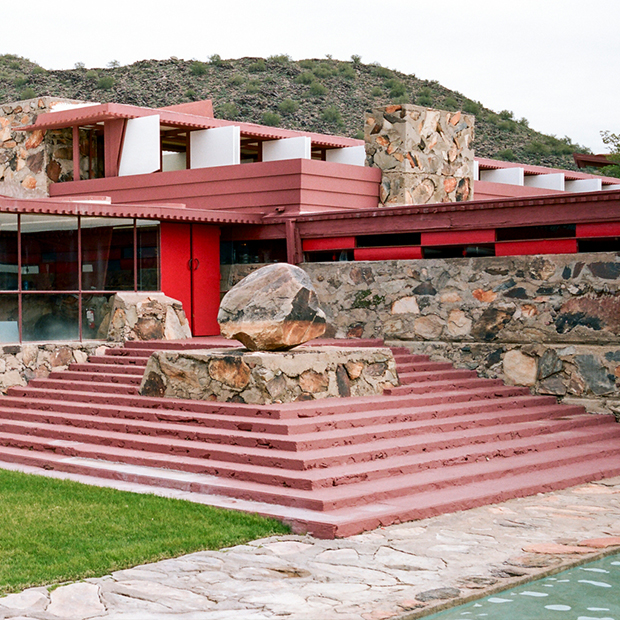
[0,96,84,198]
[225,252,620,416]
[365,104,475,205]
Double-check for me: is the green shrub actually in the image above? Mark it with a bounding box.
[209,54,223,66]
[261,111,280,126]
[190,61,207,76]
[394,94,410,104]
[443,96,459,110]
[417,94,433,107]
[372,64,392,78]
[278,98,299,115]
[339,64,356,80]
[229,74,244,86]
[351,54,362,65]
[218,103,239,119]
[32,66,45,74]
[309,81,327,96]
[96,76,114,90]
[499,109,514,120]
[298,59,315,70]
[312,63,334,79]
[497,148,516,161]
[295,71,314,85]
[385,79,406,98]
[354,130,364,139]
[185,89,197,99]
[248,59,266,72]
[321,105,342,126]
[246,80,260,94]
[525,140,551,155]
[462,100,480,114]
[86,70,98,80]
[9,61,20,70]
[498,120,517,132]
[13,76,28,87]
[19,87,36,100]
[107,60,120,68]
[370,86,383,97]
[268,54,291,64]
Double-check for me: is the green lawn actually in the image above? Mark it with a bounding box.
[0,469,290,595]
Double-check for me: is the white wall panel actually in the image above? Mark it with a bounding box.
[325,145,366,166]
[262,136,311,162]
[190,126,240,169]
[565,178,602,193]
[118,115,161,177]
[524,173,565,191]
[479,167,524,186]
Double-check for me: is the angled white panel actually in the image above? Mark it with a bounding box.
[118,115,161,177]
[162,152,187,172]
[603,184,620,191]
[262,136,311,162]
[524,173,565,191]
[565,178,602,193]
[190,126,240,169]
[325,145,366,166]
[479,167,524,186]
[473,160,479,181]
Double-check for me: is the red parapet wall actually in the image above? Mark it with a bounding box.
[495,239,578,256]
[354,246,423,260]
[50,159,381,216]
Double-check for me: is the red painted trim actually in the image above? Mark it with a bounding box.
[104,119,125,177]
[354,247,423,261]
[495,239,578,256]
[421,229,495,246]
[303,237,356,251]
[576,222,620,237]
[72,126,80,182]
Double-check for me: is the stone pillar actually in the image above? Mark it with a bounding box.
[0,96,85,198]
[365,104,475,206]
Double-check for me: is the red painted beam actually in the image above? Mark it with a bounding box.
[576,222,620,237]
[421,229,495,246]
[495,239,578,256]
[303,237,356,251]
[354,247,423,261]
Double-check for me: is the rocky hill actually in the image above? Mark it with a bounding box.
[0,53,590,170]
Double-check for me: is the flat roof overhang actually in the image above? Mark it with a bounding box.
[17,102,362,149]
[0,194,263,224]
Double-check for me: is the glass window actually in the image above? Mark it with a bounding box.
[0,294,19,342]
[82,293,115,340]
[137,220,159,291]
[81,217,134,290]
[22,294,79,341]
[0,214,18,291]
[21,215,79,291]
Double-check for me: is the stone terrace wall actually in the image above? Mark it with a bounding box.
[226,253,620,416]
[0,96,82,198]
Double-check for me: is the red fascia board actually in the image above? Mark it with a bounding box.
[354,246,423,261]
[576,222,620,237]
[303,237,356,251]
[495,239,578,256]
[421,229,495,246]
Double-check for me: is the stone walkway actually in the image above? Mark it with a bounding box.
[1,469,619,620]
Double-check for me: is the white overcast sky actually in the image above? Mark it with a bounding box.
[2,0,618,152]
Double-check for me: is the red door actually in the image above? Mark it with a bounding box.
[160,223,221,336]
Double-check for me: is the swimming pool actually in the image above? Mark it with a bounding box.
[423,553,620,620]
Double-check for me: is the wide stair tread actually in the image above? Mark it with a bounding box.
[25,378,139,395]
[47,370,141,385]
[69,363,145,375]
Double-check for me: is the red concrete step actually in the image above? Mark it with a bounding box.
[396,369,477,384]
[105,348,155,358]
[25,378,139,395]
[0,428,617,512]
[0,402,587,455]
[86,355,149,367]
[67,363,145,376]
[0,391,559,434]
[0,410,611,474]
[387,377,505,394]
[47,370,141,386]
[394,361,456,373]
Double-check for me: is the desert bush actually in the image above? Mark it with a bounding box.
[261,111,280,126]
[321,105,342,125]
[246,80,260,94]
[309,81,327,96]
[209,54,223,66]
[278,98,299,115]
[295,71,314,85]
[443,96,459,110]
[351,54,362,65]
[218,103,239,119]
[497,148,516,161]
[96,76,114,90]
[370,86,382,97]
[19,87,36,100]
[190,62,207,76]
[229,74,244,86]
[248,59,266,72]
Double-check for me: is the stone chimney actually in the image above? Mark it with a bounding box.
[365,104,475,206]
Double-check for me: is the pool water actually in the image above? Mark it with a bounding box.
[423,553,620,620]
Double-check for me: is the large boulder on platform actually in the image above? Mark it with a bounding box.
[217,264,327,350]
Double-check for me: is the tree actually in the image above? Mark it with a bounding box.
[600,130,620,178]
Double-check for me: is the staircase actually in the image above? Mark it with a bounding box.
[0,338,619,538]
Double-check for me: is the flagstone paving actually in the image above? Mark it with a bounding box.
[1,471,619,620]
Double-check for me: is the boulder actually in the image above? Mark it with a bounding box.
[218,264,327,351]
